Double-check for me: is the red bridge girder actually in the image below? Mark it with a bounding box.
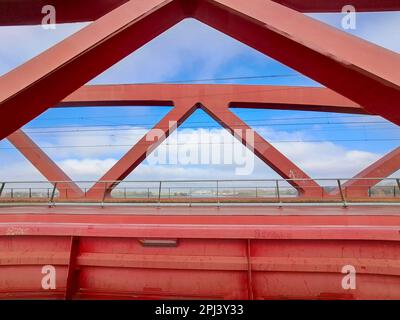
[86,99,323,199]
[192,0,400,126]
[0,0,398,26]
[59,84,367,115]
[1,210,400,299]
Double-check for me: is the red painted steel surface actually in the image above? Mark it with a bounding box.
[0,0,398,26]
[192,0,400,126]
[86,101,197,199]
[9,83,397,201]
[201,102,322,197]
[7,130,83,198]
[0,206,399,299]
[59,84,367,114]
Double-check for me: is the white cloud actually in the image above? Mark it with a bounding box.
[91,18,253,84]
[58,158,116,180]
[0,22,88,75]
[37,126,148,159]
[309,12,400,53]
[275,142,380,178]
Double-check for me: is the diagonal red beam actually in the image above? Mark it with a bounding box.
[0,0,185,141]
[86,100,198,199]
[201,101,323,197]
[0,0,398,26]
[7,130,84,198]
[273,0,400,12]
[59,84,368,115]
[192,0,400,125]
[330,147,400,197]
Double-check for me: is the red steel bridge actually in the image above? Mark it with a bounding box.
[0,0,399,299]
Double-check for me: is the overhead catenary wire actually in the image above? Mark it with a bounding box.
[133,73,302,84]
[34,113,370,122]
[2,71,399,150]
[13,120,393,134]
[1,138,400,151]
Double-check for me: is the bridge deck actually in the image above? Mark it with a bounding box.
[0,204,400,217]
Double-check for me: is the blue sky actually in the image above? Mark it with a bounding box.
[0,10,399,183]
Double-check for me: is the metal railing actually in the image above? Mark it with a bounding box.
[0,177,399,207]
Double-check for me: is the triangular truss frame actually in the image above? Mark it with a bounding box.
[0,0,399,199]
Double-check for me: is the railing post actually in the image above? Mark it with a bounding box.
[337,179,347,207]
[255,187,258,198]
[396,179,400,198]
[124,187,127,199]
[11,188,13,199]
[158,181,162,205]
[49,183,57,207]
[216,180,219,206]
[0,183,5,198]
[101,182,108,208]
[275,180,281,206]
[29,188,32,198]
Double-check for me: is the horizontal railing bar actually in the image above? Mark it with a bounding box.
[1,177,399,184]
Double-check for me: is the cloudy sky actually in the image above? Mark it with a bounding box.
[0,7,399,185]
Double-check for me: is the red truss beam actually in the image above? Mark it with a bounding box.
[0,0,399,142]
[0,0,186,141]
[86,99,322,199]
[7,130,84,198]
[192,0,400,126]
[59,84,367,115]
[0,0,398,26]
[201,102,322,196]
[86,100,197,199]
[330,147,400,197]
[6,83,363,199]
[1,213,400,299]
